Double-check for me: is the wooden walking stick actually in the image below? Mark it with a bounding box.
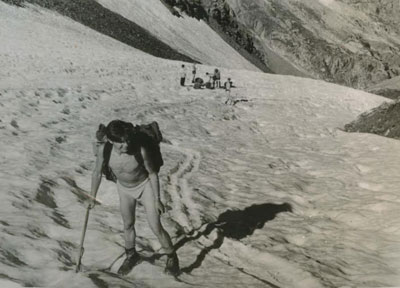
[75,205,91,272]
[75,193,101,272]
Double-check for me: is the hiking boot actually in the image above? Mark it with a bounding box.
[164,252,180,276]
[118,248,141,275]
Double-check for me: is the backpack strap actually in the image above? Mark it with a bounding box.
[148,121,163,143]
[100,123,163,181]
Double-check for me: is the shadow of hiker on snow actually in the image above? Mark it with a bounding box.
[175,202,292,273]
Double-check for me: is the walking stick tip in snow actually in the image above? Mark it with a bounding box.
[75,205,91,273]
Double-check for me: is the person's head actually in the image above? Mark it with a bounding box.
[182,64,185,68]
[106,120,133,153]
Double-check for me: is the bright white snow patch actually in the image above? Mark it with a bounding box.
[95,0,259,71]
[318,0,335,7]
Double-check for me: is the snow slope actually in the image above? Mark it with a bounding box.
[1,2,400,288]
[95,0,259,71]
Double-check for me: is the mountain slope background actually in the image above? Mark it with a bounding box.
[2,0,261,72]
[2,1,400,288]
[219,0,400,89]
[367,75,400,100]
[94,0,260,71]
[150,0,400,96]
[7,0,400,94]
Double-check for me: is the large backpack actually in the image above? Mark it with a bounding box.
[205,82,213,89]
[130,121,164,172]
[193,82,202,89]
[194,77,204,85]
[96,121,164,183]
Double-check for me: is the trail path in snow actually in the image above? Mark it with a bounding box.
[164,144,203,231]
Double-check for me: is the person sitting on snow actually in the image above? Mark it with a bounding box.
[224,77,232,92]
[193,77,204,89]
[205,72,214,89]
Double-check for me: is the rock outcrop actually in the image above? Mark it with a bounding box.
[367,76,400,100]
[216,0,400,89]
[344,99,400,139]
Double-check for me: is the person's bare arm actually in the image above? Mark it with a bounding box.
[89,143,104,208]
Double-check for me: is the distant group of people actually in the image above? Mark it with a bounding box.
[180,64,234,102]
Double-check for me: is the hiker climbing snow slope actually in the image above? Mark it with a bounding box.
[2,2,400,288]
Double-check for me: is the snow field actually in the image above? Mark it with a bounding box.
[2,2,400,287]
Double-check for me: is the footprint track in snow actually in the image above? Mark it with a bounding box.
[164,144,202,233]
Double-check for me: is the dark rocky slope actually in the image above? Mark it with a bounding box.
[344,100,400,139]
[367,76,400,100]
[160,0,272,73]
[209,0,400,90]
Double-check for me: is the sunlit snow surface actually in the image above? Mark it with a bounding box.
[1,2,400,288]
[95,0,259,71]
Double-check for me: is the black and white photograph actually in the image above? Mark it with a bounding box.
[1,0,400,287]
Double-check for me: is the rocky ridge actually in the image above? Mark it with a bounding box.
[160,0,272,73]
[218,0,400,89]
[367,75,400,100]
[344,99,400,139]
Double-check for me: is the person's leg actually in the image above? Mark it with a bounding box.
[119,192,137,249]
[141,182,179,274]
[117,188,141,274]
[141,183,174,253]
